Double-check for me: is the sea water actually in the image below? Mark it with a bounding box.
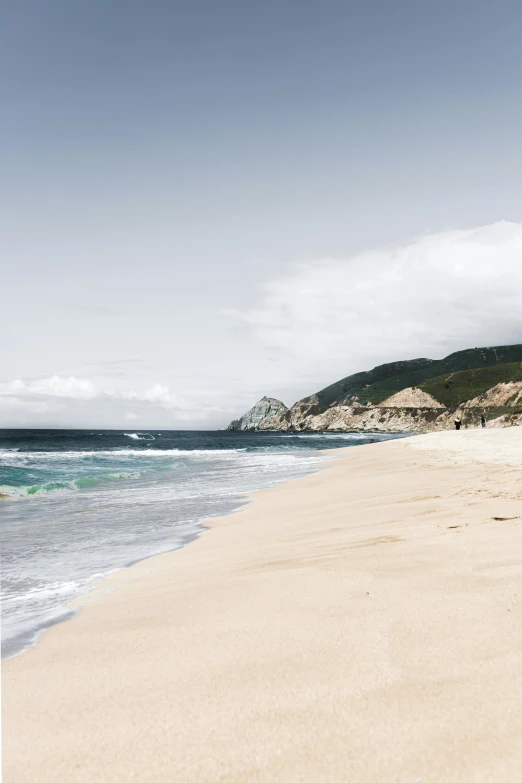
[0,429,407,658]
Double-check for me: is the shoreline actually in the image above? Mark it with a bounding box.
[3,429,522,782]
[2,438,348,660]
[2,524,207,661]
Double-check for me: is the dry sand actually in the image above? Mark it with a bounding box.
[3,428,522,782]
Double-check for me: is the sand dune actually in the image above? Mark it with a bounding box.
[3,429,522,782]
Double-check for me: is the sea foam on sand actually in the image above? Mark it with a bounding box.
[3,429,522,782]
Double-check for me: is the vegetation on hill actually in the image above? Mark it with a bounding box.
[419,362,522,408]
[297,345,522,412]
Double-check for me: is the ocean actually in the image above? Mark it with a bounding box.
[0,428,408,658]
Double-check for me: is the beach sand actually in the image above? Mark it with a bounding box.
[3,429,522,782]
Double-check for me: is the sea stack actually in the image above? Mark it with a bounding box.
[226,396,288,431]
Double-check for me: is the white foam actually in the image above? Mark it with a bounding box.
[0,481,79,499]
[107,471,142,480]
[5,581,83,603]
[0,448,246,461]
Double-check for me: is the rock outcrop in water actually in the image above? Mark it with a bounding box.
[226,345,522,433]
[226,396,288,431]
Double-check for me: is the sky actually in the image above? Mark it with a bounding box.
[2,0,522,429]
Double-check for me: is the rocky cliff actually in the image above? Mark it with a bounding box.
[226,396,288,431]
[225,346,522,433]
[290,344,522,412]
[258,389,522,433]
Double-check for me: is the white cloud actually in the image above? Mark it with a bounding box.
[0,377,188,410]
[119,384,185,409]
[0,376,224,427]
[229,221,522,380]
[2,376,98,400]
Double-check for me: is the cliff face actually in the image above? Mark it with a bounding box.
[292,345,522,412]
[225,347,522,434]
[256,380,522,433]
[231,401,522,434]
[462,381,522,408]
[226,396,288,431]
[258,390,522,433]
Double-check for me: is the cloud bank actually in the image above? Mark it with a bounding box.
[0,378,219,427]
[229,221,522,381]
[0,378,185,407]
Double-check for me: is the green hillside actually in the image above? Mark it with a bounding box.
[296,344,522,412]
[420,362,522,408]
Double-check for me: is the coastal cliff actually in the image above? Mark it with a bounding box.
[226,396,288,431]
[226,345,522,433]
[258,395,522,433]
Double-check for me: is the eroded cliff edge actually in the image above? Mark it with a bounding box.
[226,345,522,433]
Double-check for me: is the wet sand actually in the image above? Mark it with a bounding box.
[3,428,522,782]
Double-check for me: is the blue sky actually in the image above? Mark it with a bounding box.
[2,0,521,427]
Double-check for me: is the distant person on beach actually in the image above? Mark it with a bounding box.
[454,419,462,430]
[481,415,486,429]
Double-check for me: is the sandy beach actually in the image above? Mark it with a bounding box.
[3,428,522,782]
